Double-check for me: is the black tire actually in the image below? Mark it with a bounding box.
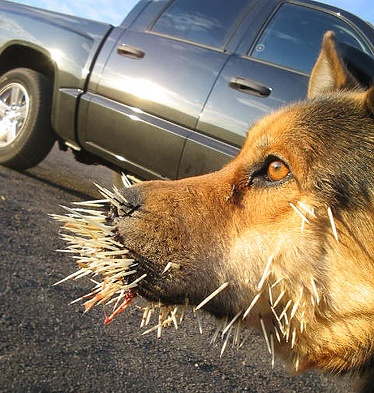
[0,68,56,170]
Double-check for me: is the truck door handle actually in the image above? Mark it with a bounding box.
[229,77,271,97]
[117,44,145,59]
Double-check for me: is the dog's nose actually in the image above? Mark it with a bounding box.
[119,185,143,208]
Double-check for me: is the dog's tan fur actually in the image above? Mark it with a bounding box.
[114,32,374,391]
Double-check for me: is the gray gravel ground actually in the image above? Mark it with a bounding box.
[0,146,355,392]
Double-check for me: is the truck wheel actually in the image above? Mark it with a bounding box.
[0,68,56,170]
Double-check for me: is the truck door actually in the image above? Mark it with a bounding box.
[178,2,372,178]
[81,0,253,180]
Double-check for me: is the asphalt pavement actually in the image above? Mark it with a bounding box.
[0,146,354,392]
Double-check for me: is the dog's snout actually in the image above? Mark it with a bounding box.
[120,186,143,208]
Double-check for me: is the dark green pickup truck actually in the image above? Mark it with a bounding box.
[0,0,373,180]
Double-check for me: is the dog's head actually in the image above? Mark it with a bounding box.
[112,31,374,374]
[57,32,374,379]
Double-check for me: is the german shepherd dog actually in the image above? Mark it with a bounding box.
[56,32,374,391]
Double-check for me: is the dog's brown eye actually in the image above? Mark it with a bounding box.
[267,160,290,182]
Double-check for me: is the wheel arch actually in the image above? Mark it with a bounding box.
[0,43,60,134]
[0,43,55,81]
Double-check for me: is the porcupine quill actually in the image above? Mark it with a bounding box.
[327,206,339,242]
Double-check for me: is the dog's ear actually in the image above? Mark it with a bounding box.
[308,31,359,98]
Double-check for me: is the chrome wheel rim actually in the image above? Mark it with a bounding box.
[0,83,30,147]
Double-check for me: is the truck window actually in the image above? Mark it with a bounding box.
[250,3,370,74]
[151,0,250,49]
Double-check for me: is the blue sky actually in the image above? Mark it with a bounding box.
[9,0,140,25]
[8,0,374,25]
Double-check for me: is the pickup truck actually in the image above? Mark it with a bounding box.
[0,0,373,181]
